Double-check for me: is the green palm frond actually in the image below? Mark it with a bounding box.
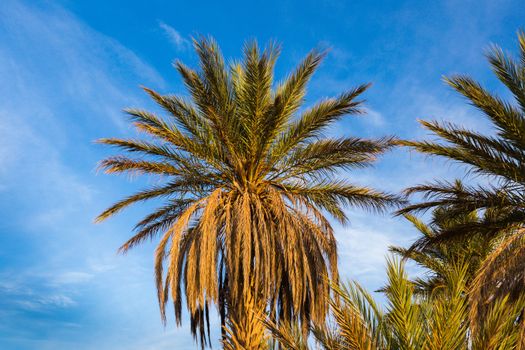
[267,256,524,350]
[383,258,425,350]
[423,260,468,350]
[264,319,310,350]
[390,204,498,296]
[400,32,525,228]
[471,293,525,350]
[330,280,386,349]
[223,292,269,350]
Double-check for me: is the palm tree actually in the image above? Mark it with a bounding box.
[397,32,525,327]
[390,205,523,330]
[95,37,401,346]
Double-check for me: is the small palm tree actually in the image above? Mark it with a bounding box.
[96,37,401,346]
[391,204,522,332]
[267,258,525,350]
[390,203,497,296]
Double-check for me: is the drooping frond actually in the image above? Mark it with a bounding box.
[469,228,525,331]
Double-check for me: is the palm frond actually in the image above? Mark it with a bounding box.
[469,228,525,330]
[400,32,525,237]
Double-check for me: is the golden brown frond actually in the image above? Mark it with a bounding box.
[469,227,525,331]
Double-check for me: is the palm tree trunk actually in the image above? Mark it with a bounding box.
[222,292,268,350]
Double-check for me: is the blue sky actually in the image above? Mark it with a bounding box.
[0,0,523,348]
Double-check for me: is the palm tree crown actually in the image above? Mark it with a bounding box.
[400,31,525,232]
[96,37,401,345]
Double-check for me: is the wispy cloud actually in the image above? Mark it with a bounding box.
[363,108,386,127]
[158,21,190,51]
[0,271,77,315]
[0,1,193,348]
[16,295,76,311]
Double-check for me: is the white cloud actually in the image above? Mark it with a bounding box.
[17,295,76,311]
[339,227,392,275]
[51,272,94,286]
[0,272,77,312]
[362,107,386,127]
[334,212,418,288]
[159,21,190,51]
